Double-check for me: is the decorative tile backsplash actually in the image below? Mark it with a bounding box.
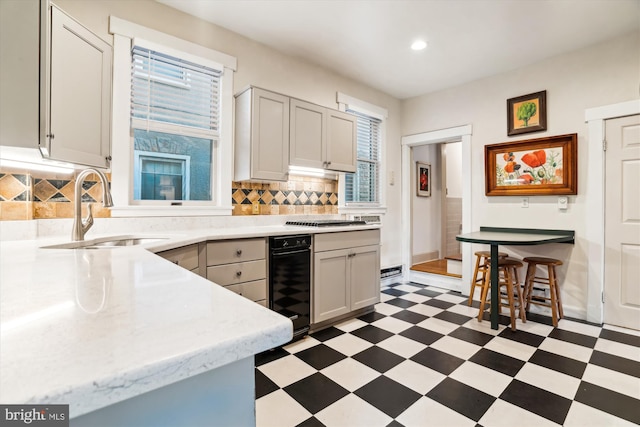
[232,175,339,216]
[0,171,338,220]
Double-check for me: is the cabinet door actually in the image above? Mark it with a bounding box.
[0,0,39,149]
[252,89,289,180]
[235,88,289,181]
[350,245,381,310]
[313,249,350,323]
[289,98,325,169]
[326,109,357,173]
[47,5,111,168]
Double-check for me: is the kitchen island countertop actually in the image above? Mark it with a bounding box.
[0,223,379,418]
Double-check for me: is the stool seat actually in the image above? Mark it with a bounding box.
[523,257,564,326]
[523,257,563,266]
[467,250,509,306]
[496,258,523,267]
[476,250,509,258]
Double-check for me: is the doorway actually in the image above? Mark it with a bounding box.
[401,125,473,293]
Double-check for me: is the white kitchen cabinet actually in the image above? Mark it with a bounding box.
[313,230,380,324]
[206,238,268,305]
[0,0,112,168]
[289,98,356,173]
[234,87,290,181]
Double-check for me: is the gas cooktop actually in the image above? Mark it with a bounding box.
[285,219,367,227]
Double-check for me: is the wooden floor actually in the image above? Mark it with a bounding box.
[410,258,462,278]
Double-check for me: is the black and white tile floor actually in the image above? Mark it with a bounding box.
[255,282,640,427]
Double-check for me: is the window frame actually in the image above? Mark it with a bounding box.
[109,17,236,217]
[337,93,388,215]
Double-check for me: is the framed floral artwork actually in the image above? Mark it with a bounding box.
[507,90,547,136]
[485,133,577,196]
[417,162,431,197]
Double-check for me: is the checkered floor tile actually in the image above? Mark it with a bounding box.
[255,282,640,427]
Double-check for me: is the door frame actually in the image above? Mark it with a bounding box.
[401,125,473,291]
[585,99,640,324]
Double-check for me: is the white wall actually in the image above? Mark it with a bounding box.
[401,31,640,319]
[53,0,404,270]
[444,142,462,198]
[411,144,440,259]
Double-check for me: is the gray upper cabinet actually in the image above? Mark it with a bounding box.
[235,87,290,181]
[0,0,112,169]
[289,98,356,173]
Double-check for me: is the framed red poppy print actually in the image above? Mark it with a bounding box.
[485,133,577,196]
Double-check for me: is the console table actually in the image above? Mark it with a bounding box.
[456,227,575,330]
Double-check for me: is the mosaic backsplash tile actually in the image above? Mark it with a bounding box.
[0,170,339,220]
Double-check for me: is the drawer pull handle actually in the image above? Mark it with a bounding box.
[236,249,242,256]
[236,271,242,277]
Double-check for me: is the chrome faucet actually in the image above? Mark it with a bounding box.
[73,168,114,241]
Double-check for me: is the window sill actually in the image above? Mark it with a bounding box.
[338,205,387,215]
[110,205,233,217]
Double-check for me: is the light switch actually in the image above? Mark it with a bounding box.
[558,196,568,210]
[389,171,395,186]
[521,197,529,208]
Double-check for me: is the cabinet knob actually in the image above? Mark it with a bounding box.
[236,249,242,256]
[46,134,55,140]
[236,271,242,277]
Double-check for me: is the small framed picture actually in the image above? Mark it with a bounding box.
[507,90,547,136]
[416,162,431,197]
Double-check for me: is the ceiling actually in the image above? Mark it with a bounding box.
[158,0,640,99]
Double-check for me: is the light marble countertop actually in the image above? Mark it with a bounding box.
[0,223,379,418]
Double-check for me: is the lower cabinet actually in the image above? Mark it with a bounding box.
[157,243,203,276]
[313,230,380,324]
[206,238,268,306]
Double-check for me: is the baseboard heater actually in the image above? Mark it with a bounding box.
[381,265,403,279]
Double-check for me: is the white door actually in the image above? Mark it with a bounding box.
[604,114,640,330]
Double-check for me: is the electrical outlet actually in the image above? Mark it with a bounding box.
[521,197,529,208]
[252,201,260,215]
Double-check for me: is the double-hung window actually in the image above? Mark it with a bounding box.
[344,110,382,204]
[337,93,387,211]
[109,17,236,216]
[130,45,220,202]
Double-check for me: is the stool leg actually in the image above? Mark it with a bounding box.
[524,263,535,312]
[468,255,482,306]
[512,266,526,323]
[551,265,564,320]
[505,269,517,331]
[547,265,559,327]
[477,268,490,322]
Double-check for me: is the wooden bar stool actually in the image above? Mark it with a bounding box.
[523,257,564,327]
[468,250,508,306]
[477,258,526,331]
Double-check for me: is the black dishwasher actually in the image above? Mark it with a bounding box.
[268,235,311,339]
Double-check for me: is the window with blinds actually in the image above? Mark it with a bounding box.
[344,110,381,204]
[130,45,221,201]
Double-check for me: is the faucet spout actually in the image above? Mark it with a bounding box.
[72,168,114,241]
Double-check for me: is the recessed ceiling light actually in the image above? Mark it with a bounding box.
[411,40,428,51]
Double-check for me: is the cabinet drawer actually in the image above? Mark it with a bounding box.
[225,279,267,302]
[314,229,380,252]
[206,259,266,286]
[158,245,199,271]
[207,238,266,265]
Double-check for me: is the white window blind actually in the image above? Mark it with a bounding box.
[345,110,381,203]
[131,46,221,136]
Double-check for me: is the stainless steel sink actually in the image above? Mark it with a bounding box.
[42,236,170,250]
